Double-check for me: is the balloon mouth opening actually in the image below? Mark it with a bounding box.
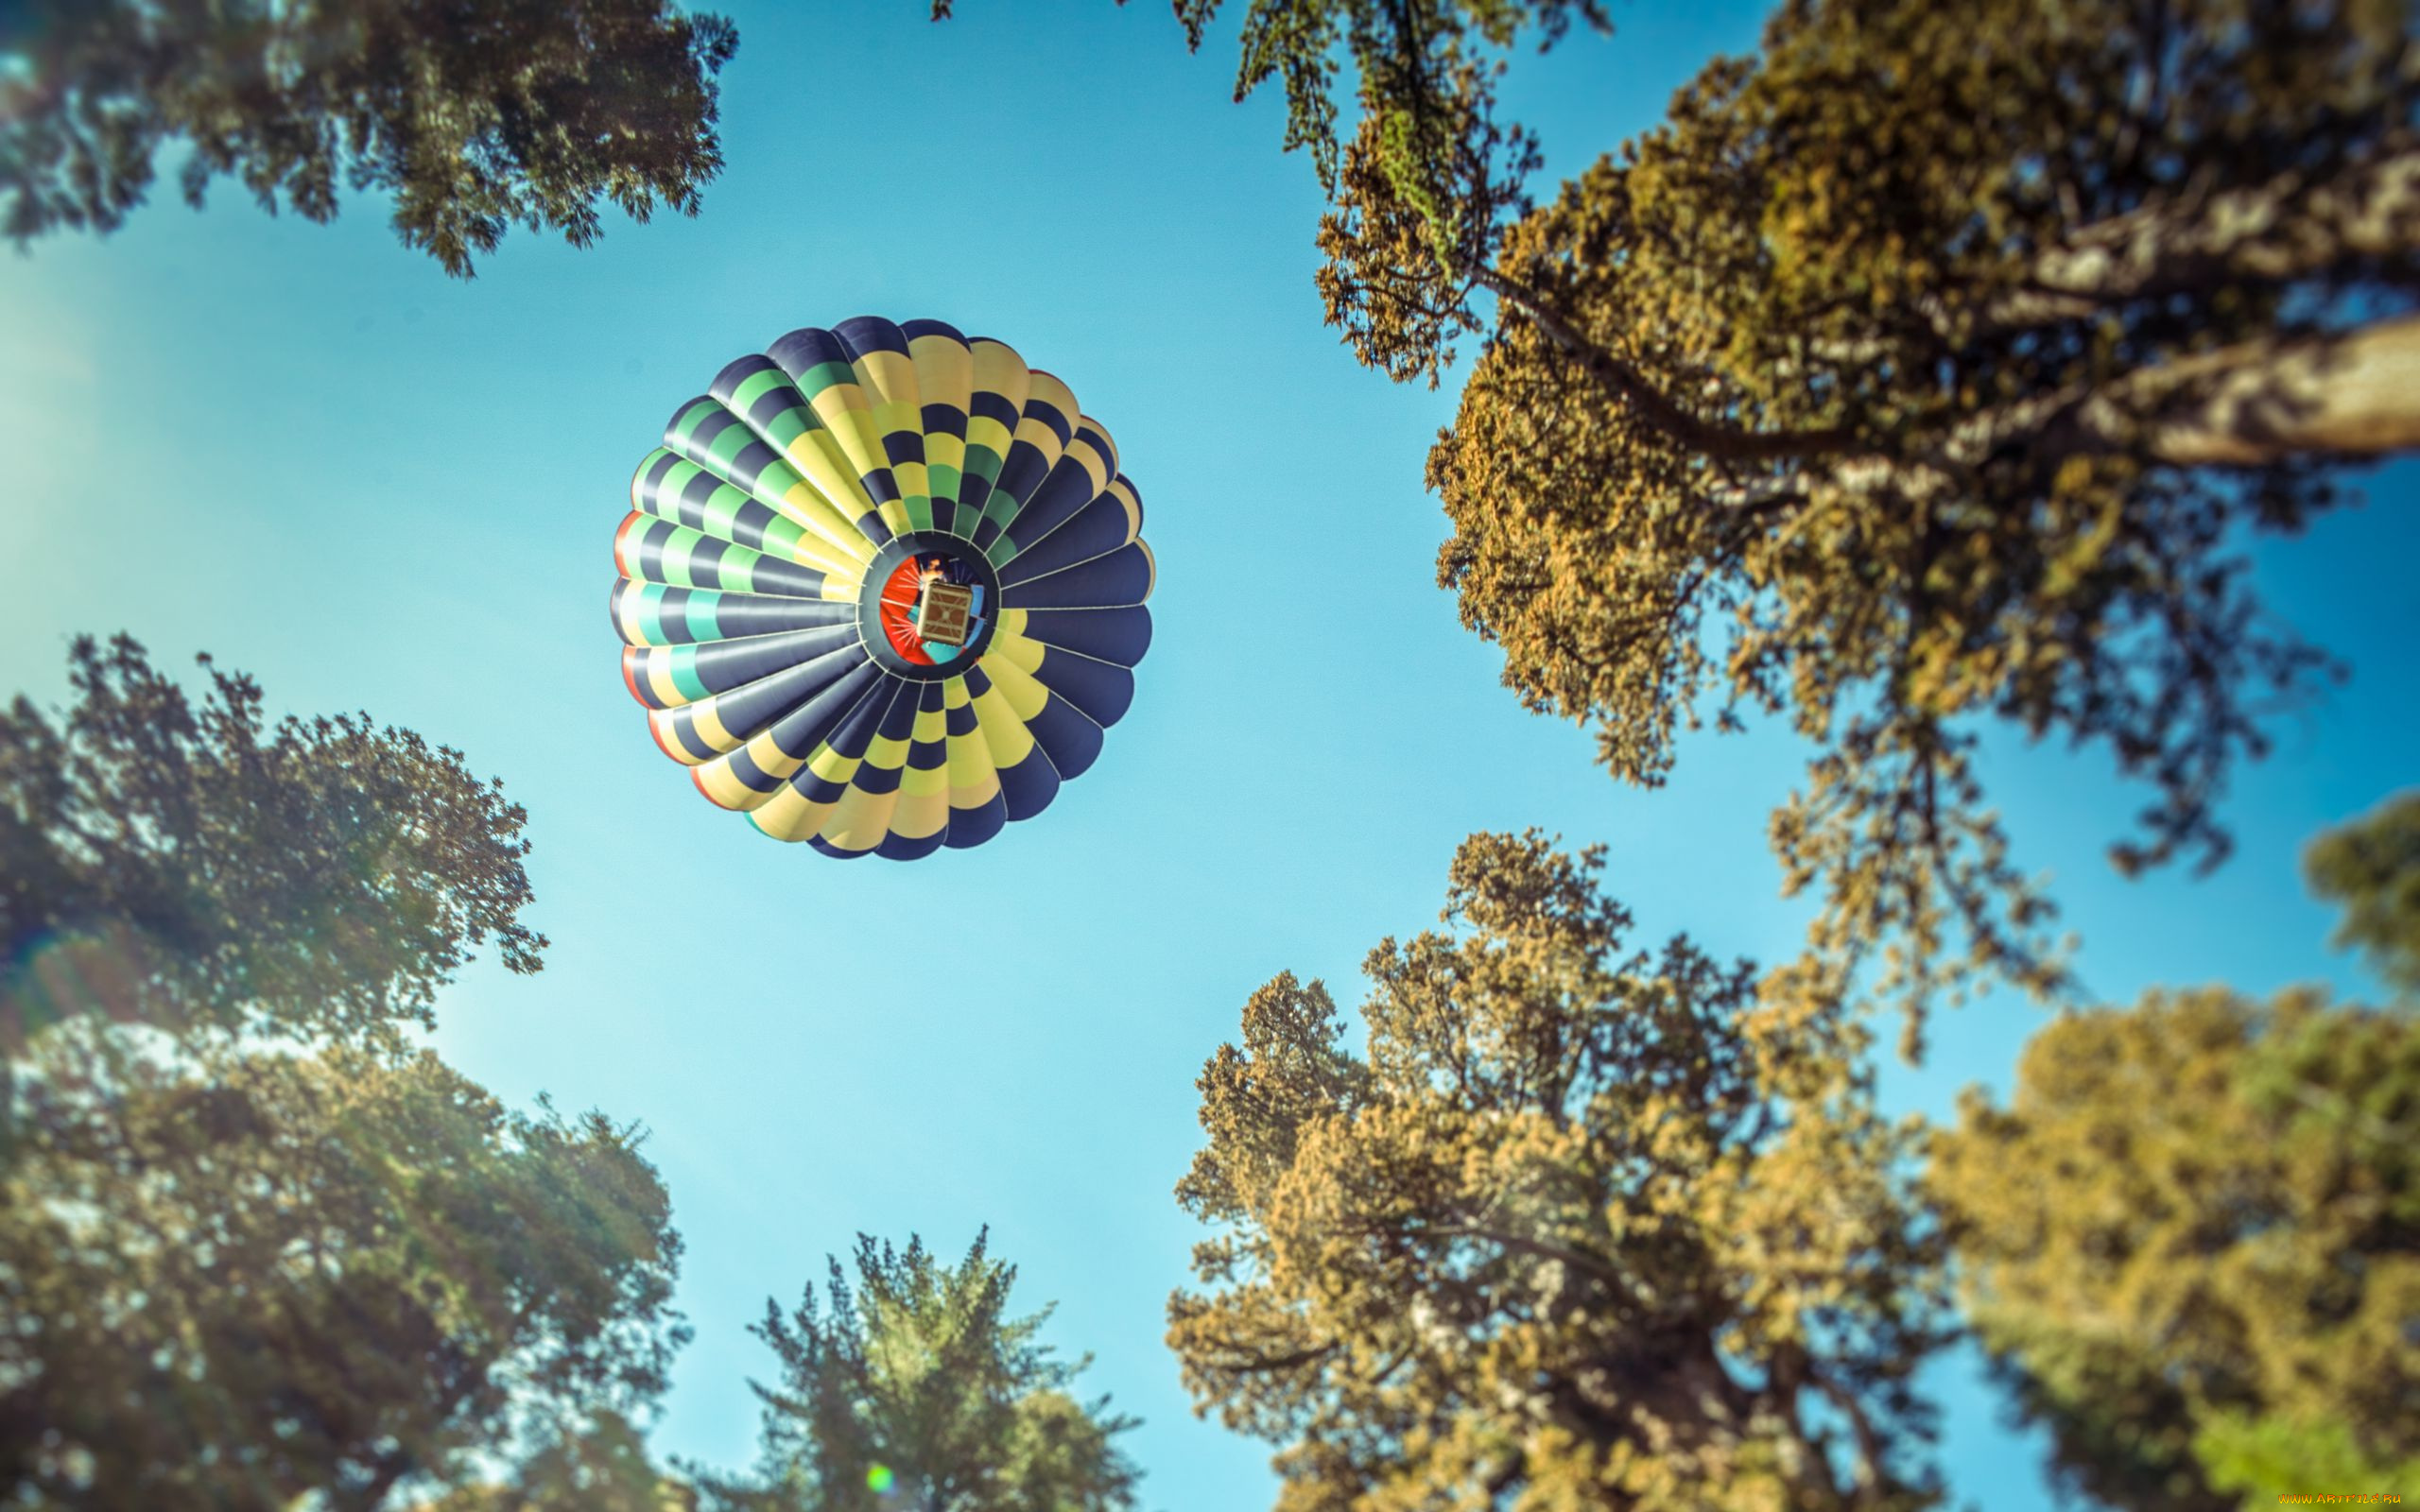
[858,533,1000,679]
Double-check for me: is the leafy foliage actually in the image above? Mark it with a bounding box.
[1169,832,1951,1511]
[0,633,544,1053]
[0,639,683,1510]
[0,0,738,276]
[1929,988,2420,1505]
[0,1043,689,1510]
[1171,0,2420,1036]
[1164,0,1594,200]
[940,0,1594,387]
[425,1411,700,1512]
[2305,790,2420,995]
[705,1231,1140,1512]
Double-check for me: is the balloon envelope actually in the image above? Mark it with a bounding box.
[611,318,1154,859]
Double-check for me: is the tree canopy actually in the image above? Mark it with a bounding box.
[2305,790,2420,996]
[1929,987,2420,1506]
[0,634,544,1054]
[0,0,738,276]
[1930,799,2420,1506]
[705,1230,1140,1512]
[0,641,684,1510]
[1165,0,2420,1035]
[1169,832,1950,1511]
[0,1044,688,1509]
[424,1412,700,1512]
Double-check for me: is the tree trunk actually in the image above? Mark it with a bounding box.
[2089,311,2420,465]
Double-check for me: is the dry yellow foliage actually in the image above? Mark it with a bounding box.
[1170,833,1951,1511]
[1931,988,2420,1505]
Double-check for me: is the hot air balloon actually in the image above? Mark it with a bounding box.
[610,318,1154,858]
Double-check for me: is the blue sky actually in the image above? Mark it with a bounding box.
[3,1,2415,1505]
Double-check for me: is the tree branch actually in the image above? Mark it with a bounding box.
[1201,1337,1339,1376]
[1405,1222,1650,1318]
[1471,266,1861,463]
[1810,1372,1890,1512]
[1967,145,2420,333]
[2070,309,2420,464]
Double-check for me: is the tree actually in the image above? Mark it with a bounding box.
[0,1043,690,1510]
[1162,0,2420,1036]
[1928,988,2420,1506]
[2304,790,2420,997]
[424,1411,700,1512]
[1167,832,1951,1511]
[0,633,545,1055]
[0,0,738,277]
[704,1231,1140,1512]
[0,639,685,1509]
[1929,807,2420,1506]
